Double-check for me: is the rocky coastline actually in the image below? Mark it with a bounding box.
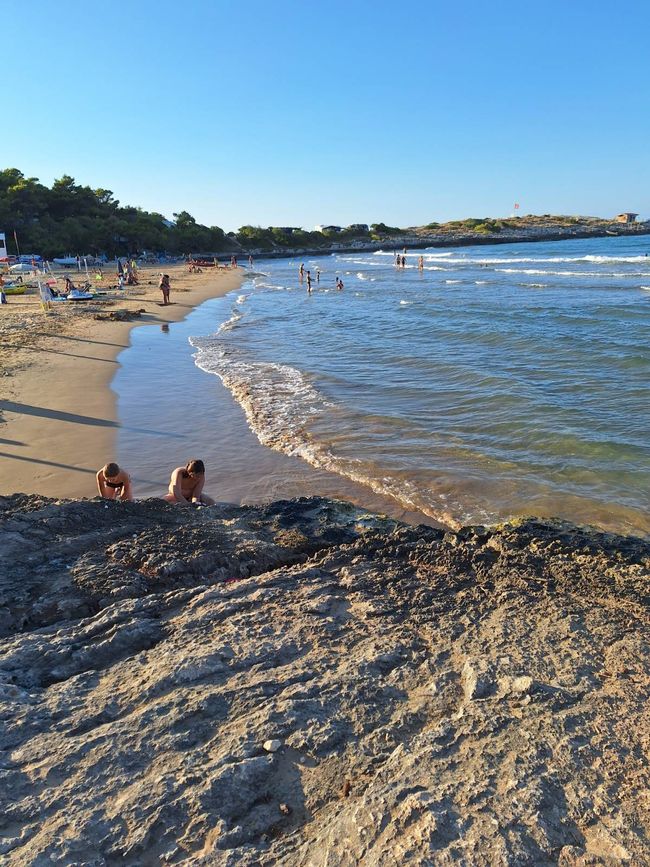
[243,219,650,260]
[2,494,650,864]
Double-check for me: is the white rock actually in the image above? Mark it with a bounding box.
[512,675,534,694]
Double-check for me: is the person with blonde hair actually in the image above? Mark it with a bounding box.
[96,463,133,501]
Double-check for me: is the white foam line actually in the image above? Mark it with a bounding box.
[191,343,461,528]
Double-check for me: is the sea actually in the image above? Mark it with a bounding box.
[115,234,650,538]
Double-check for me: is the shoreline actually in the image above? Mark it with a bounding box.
[2,230,647,527]
[0,265,243,499]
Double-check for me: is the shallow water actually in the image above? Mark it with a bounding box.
[116,235,650,536]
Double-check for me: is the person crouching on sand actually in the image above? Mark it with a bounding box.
[96,462,133,501]
[163,459,216,506]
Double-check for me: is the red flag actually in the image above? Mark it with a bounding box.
[514,203,520,209]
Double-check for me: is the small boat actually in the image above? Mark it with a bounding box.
[606,230,618,236]
[52,256,80,267]
[3,285,26,295]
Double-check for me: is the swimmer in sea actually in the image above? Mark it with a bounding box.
[163,459,215,506]
[96,462,133,501]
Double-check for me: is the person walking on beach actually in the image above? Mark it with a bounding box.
[306,270,312,293]
[163,459,216,506]
[159,273,171,305]
[96,463,133,501]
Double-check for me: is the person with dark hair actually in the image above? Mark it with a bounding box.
[96,463,133,501]
[159,273,171,305]
[164,459,215,506]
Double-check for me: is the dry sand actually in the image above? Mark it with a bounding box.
[0,264,242,498]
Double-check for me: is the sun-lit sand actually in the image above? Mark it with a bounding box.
[0,263,243,498]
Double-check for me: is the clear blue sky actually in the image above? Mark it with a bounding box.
[4,0,649,230]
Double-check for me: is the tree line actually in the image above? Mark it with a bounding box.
[0,168,400,258]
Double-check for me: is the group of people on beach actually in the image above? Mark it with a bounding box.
[47,275,93,298]
[96,459,215,506]
[117,259,139,287]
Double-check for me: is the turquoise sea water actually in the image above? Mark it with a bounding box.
[117,235,650,537]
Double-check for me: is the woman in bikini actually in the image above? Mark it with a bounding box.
[159,273,171,305]
[96,463,133,501]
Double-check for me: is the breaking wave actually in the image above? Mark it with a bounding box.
[191,339,462,528]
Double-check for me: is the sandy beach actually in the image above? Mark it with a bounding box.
[0,264,242,498]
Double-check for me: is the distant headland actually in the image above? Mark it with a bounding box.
[1,168,647,261]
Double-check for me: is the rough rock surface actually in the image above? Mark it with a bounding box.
[1,495,649,865]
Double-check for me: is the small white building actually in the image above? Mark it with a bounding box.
[0,232,7,259]
[615,213,638,224]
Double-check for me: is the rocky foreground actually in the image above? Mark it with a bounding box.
[1,496,649,866]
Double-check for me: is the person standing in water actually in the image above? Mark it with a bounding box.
[163,459,215,506]
[316,268,320,283]
[418,255,424,271]
[299,263,305,281]
[306,270,312,293]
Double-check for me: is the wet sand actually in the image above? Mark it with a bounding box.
[114,291,443,528]
[0,265,243,498]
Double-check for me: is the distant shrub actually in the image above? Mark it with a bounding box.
[370,222,401,234]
